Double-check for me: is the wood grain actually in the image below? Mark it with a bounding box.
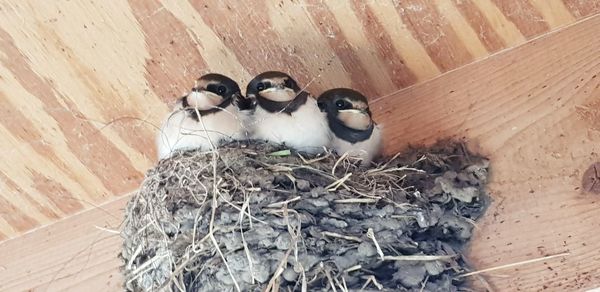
[452,0,507,52]
[373,14,600,291]
[395,0,474,71]
[0,0,598,248]
[491,0,551,37]
[0,195,127,292]
[530,0,576,29]
[1,12,599,292]
[563,0,600,18]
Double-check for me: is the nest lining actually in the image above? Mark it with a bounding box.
[121,141,489,292]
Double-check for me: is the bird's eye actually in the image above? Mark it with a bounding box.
[257,82,265,91]
[335,100,346,109]
[217,85,227,95]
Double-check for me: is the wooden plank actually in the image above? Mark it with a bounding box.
[0,195,128,292]
[373,14,600,291]
[490,0,550,37]
[393,0,475,71]
[1,13,600,292]
[563,0,600,18]
[0,0,599,240]
[529,0,576,29]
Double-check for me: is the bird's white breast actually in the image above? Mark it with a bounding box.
[251,98,330,154]
[156,103,247,159]
[330,124,383,164]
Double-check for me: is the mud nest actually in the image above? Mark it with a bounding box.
[121,141,490,292]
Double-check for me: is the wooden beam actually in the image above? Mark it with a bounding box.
[373,14,600,291]
[0,0,598,240]
[1,13,599,292]
[0,196,128,292]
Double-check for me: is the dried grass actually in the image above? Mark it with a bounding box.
[121,140,490,291]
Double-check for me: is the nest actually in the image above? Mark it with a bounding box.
[121,141,490,291]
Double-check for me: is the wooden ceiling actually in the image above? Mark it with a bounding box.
[0,0,597,241]
[1,1,600,291]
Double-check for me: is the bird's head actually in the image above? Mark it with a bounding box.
[184,73,240,112]
[245,71,311,114]
[246,71,301,103]
[317,88,373,131]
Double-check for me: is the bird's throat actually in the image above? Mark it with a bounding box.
[328,114,373,143]
[183,95,233,121]
[257,91,308,114]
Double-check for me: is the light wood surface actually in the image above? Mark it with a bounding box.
[0,195,127,292]
[1,12,599,291]
[1,0,600,291]
[0,0,599,240]
[374,14,600,291]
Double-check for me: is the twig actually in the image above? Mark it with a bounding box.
[266,196,302,208]
[218,192,269,225]
[264,249,292,292]
[298,151,331,164]
[333,198,379,204]
[159,250,205,291]
[208,150,241,292]
[282,204,301,269]
[419,275,429,292]
[332,152,349,175]
[366,228,384,261]
[126,245,143,270]
[321,262,338,292]
[368,167,425,175]
[383,255,456,262]
[344,265,362,273]
[239,193,255,284]
[322,231,363,243]
[458,252,570,277]
[326,173,352,191]
[334,275,347,292]
[361,275,383,290]
[301,264,308,292]
[366,152,402,173]
[341,277,349,292]
[195,108,217,151]
[128,253,169,279]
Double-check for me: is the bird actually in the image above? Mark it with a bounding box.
[156,73,248,160]
[317,88,382,164]
[244,71,330,154]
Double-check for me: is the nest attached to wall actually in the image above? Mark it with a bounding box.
[121,141,490,291]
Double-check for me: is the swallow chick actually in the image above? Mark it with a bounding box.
[245,71,330,154]
[317,88,382,164]
[156,73,247,160]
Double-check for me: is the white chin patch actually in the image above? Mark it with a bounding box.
[338,110,372,131]
[186,91,222,110]
[260,88,296,102]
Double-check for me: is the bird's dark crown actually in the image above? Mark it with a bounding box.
[246,71,301,96]
[245,71,306,113]
[195,73,241,96]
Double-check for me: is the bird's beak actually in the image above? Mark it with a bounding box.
[185,89,223,110]
[337,109,372,130]
[259,87,296,102]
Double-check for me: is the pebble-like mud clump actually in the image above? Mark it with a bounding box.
[121,140,489,291]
